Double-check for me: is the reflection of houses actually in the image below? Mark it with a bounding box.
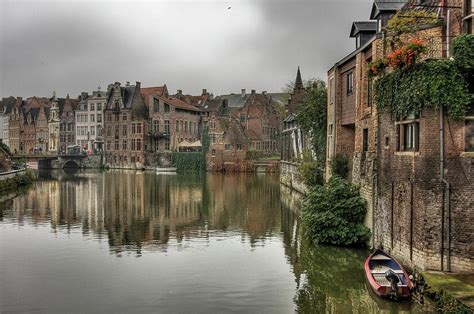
[326,0,474,272]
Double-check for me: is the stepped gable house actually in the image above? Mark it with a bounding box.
[59,94,78,153]
[8,97,23,154]
[104,81,149,168]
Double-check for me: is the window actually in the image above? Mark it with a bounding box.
[396,113,420,152]
[347,71,353,95]
[106,126,111,136]
[154,120,160,133]
[165,104,170,113]
[90,114,95,122]
[136,123,142,134]
[164,120,170,134]
[225,144,231,150]
[211,149,216,156]
[115,114,119,122]
[115,140,119,150]
[122,140,127,150]
[97,103,102,111]
[362,128,368,152]
[107,113,113,122]
[137,139,142,151]
[91,127,95,136]
[466,103,474,151]
[185,121,188,133]
[122,125,127,136]
[165,138,170,150]
[115,127,119,138]
[132,123,136,134]
[176,120,180,132]
[153,98,160,112]
[122,113,127,121]
[97,114,102,123]
[131,139,136,151]
[90,103,95,111]
[97,125,102,136]
[236,144,242,151]
[240,114,246,122]
[210,119,216,129]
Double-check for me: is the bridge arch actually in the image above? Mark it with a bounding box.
[63,160,81,169]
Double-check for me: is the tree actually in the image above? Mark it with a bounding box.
[296,80,327,164]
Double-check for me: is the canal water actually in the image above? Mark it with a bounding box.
[0,170,430,313]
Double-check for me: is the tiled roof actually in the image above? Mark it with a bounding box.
[141,86,167,107]
[350,21,378,37]
[199,97,226,113]
[158,96,201,112]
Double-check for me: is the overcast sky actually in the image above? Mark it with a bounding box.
[0,0,373,98]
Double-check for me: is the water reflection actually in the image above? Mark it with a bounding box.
[0,170,431,313]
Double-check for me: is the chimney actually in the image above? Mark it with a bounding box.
[241,89,246,98]
[202,89,207,95]
[114,82,121,99]
[135,81,141,89]
[177,89,182,97]
[262,91,267,96]
[251,89,256,95]
[126,81,130,87]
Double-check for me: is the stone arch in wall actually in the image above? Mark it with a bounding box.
[62,160,81,169]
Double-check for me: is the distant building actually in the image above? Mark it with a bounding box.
[48,93,60,153]
[59,95,78,153]
[75,90,105,153]
[104,81,149,168]
[9,97,22,154]
[0,97,15,148]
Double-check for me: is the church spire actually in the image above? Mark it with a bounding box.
[295,66,303,89]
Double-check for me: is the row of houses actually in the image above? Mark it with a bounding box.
[0,82,285,170]
[323,0,473,272]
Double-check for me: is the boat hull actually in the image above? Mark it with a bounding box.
[365,250,413,299]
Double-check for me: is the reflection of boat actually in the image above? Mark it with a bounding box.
[365,249,413,299]
[156,167,177,174]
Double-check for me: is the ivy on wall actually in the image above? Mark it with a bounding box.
[374,60,471,119]
[372,35,474,119]
[171,152,205,172]
[386,9,439,37]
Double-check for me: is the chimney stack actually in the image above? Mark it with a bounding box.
[135,81,141,89]
[126,81,130,87]
[241,89,246,98]
[202,89,208,95]
[251,89,256,95]
[177,89,182,97]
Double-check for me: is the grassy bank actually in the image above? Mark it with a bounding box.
[0,170,36,193]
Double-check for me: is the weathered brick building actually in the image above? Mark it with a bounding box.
[8,97,22,154]
[327,0,474,272]
[104,81,149,169]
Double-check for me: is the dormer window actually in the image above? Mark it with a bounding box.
[356,35,361,49]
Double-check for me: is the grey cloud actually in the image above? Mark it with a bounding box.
[1,0,374,98]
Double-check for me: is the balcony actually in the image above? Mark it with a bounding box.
[148,131,170,138]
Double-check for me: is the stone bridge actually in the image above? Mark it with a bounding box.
[11,154,102,169]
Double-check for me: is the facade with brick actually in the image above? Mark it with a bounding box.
[104,81,149,169]
[327,0,474,272]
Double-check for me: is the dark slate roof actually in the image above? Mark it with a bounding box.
[106,84,137,110]
[0,97,16,114]
[350,21,378,37]
[200,97,225,113]
[370,0,408,19]
[219,93,250,107]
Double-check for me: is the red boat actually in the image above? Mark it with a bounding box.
[365,249,414,299]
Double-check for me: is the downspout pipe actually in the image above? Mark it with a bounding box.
[440,105,451,272]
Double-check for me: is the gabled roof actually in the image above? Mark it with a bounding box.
[157,96,201,112]
[350,21,378,37]
[220,93,250,107]
[370,0,408,19]
[199,97,226,113]
[106,84,137,110]
[141,85,167,107]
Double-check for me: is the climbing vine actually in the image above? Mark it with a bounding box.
[386,9,439,37]
[374,59,471,119]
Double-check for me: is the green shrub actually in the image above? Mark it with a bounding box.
[302,176,370,246]
[298,150,324,187]
[171,152,204,172]
[247,150,264,160]
[331,154,349,178]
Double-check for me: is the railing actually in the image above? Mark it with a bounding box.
[0,168,27,180]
